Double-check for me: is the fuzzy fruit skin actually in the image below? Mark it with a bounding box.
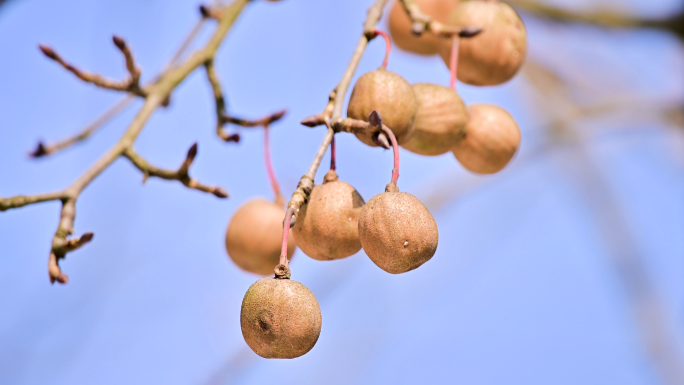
[438,1,527,86]
[293,178,365,261]
[359,184,438,274]
[453,103,521,174]
[226,198,296,275]
[347,69,417,146]
[241,277,322,359]
[401,83,467,156]
[388,0,459,56]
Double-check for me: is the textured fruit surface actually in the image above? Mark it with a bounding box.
[226,198,296,275]
[388,0,459,55]
[453,103,521,174]
[293,178,365,261]
[347,69,417,146]
[401,83,467,156]
[241,277,322,359]
[438,1,527,86]
[358,185,438,274]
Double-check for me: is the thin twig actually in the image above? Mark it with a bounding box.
[122,144,228,198]
[29,96,135,158]
[39,36,146,96]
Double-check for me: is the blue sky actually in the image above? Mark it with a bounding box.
[0,0,683,384]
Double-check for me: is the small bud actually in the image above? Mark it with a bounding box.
[300,115,322,127]
[373,132,390,149]
[79,232,94,244]
[38,45,58,60]
[368,110,383,128]
[459,27,483,38]
[199,5,210,18]
[411,22,425,36]
[29,142,48,158]
[224,133,240,143]
[269,110,287,123]
[186,143,198,162]
[213,187,229,198]
[161,95,171,107]
[112,35,127,50]
[55,273,69,284]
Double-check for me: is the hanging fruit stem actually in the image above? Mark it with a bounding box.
[330,135,337,171]
[380,125,400,185]
[374,29,392,70]
[263,124,282,200]
[279,207,295,266]
[449,36,460,91]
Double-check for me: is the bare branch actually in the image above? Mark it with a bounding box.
[29,96,135,158]
[123,144,229,198]
[508,0,684,39]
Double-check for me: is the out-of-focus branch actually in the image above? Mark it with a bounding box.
[522,58,684,385]
[2,0,250,284]
[204,58,286,142]
[287,0,389,219]
[509,0,684,39]
[39,36,147,96]
[29,96,135,158]
[123,144,228,198]
[398,0,483,38]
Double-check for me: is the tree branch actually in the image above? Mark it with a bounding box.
[2,0,250,284]
[204,58,287,143]
[29,96,135,158]
[122,144,228,198]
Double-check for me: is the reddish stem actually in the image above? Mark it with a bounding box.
[449,36,460,91]
[374,29,392,70]
[279,207,295,265]
[263,124,281,199]
[380,126,400,185]
[330,135,337,171]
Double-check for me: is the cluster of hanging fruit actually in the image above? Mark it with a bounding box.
[228,0,527,359]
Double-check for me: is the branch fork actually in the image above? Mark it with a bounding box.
[39,35,147,97]
[123,143,229,198]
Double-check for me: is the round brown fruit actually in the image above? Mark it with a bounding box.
[453,103,521,174]
[241,276,322,359]
[401,83,467,156]
[358,183,438,274]
[438,1,527,86]
[347,69,417,146]
[388,0,459,56]
[293,170,365,261]
[226,198,296,275]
